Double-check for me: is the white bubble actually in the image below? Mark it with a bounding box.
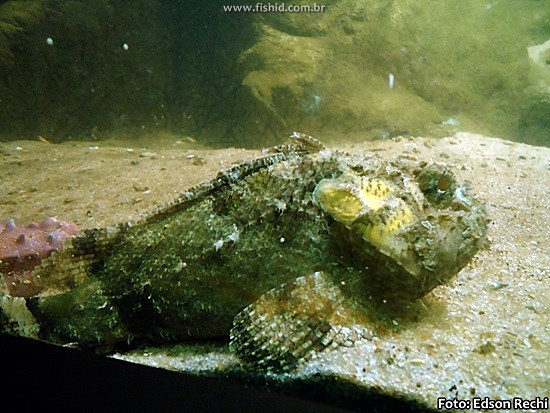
[388,72,395,89]
[122,43,129,51]
[46,37,54,46]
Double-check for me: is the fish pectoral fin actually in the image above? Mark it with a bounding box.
[229,271,371,372]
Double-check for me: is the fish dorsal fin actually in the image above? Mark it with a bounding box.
[143,133,326,225]
[290,131,327,152]
[266,132,327,155]
[143,152,287,225]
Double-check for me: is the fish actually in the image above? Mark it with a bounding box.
[0,133,488,371]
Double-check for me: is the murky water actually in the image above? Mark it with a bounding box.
[0,0,548,147]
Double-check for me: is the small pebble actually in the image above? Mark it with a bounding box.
[132,184,149,192]
[140,151,156,158]
[477,341,496,355]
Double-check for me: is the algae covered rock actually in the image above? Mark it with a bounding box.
[0,133,488,370]
[235,0,543,145]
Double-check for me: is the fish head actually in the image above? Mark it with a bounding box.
[313,163,488,301]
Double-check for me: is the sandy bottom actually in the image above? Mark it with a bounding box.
[1,131,548,409]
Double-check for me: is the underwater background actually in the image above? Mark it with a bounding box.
[1,2,549,410]
[0,0,548,147]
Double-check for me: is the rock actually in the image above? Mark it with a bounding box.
[527,39,550,69]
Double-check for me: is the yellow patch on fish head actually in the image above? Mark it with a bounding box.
[354,199,415,249]
[313,174,364,225]
[357,177,392,210]
[314,172,420,274]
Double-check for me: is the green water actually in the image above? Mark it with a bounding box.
[0,0,548,146]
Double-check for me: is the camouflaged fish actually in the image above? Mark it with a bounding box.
[0,133,488,371]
